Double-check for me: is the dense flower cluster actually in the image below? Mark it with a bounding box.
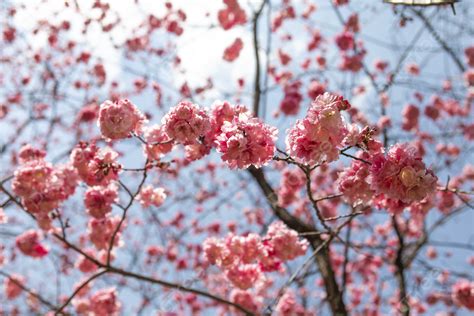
[337,155,373,205]
[203,221,308,289]
[98,99,146,140]
[84,184,118,219]
[275,290,313,316]
[452,279,474,311]
[142,125,173,160]
[70,142,122,186]
[74,287,121,315]
[88,216,122,250]
[286,92,350,164]
[218,0,247,30]
[162,101,211,145]
[15,230,48,258]
[137,185,167,208]
[12,145,78,229]
[370,144,437,207]
[215,113,277,169]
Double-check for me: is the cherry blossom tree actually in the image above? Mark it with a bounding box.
[0,0,473,315]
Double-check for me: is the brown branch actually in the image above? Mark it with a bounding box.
[392,217,410,316]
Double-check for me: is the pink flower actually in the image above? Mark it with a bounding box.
[280,81,302,116]
[230,290,262,313]
[15,230,49,258]
[218,0,247,30]
[75,249,99,273]
[90,287,121,316]
[402,104,420,131]
[275,290,309,316]
[278,167,305,207]
[370,144,437,207]
[215,113,277,169]
[137,185,167,208]
[465,45,474,67]
[225,264,262,290]
[223,38,243,62]
[338,156,374,205]
[4,274,25,299]
[406,63,420,76]
[226,233,264,264]
[335,31,354,51]
[98,99,145,140]
[84,184,118,219]
[162,101,211,145]
[88,216,122,250]
[307,80,326,100]
[286,93,349,164]
[452,279,474,310]
[17,144,46,163]
[71,143,121,186]
[142,125,173,161]
[265,221,308,261]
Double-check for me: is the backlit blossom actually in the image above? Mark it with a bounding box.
[402,104,420,131]
[98,99,145,140]
[370,144,437,207]
[4,274,25,299]
[162,101,211,145]
[452,279,474,311]
[15,230,48,258]
[265,221,308,261]
[215,113,277,169]
[90,287,121,316]
[88,216,122,250]
[286,93,349,164]
[137,185,167,208]
[71,143,121,186]
[218,0,247,30]
[84,184,118,219]
[223,38,243,62]
[338,155,374,205]
[142,125,173,161]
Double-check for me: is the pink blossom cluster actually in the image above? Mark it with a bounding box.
[223,38,243,62]
[137,185,167,208]
[4,274,25,299]
[98,99,146,140]
[203,221,308,290]
[70,142,121,186]
[229,289,263,314]
[337,154,374,205]
[215,112,277,169]
[278,167,306,207]
[335,31,355,51]
[279,81,303,116]
[73,287,121,315]
[15,230,48,258]
[88,216,122,250]
[162,100,211,145]
[84,184,118,219]
[452,279,474,311]
[218,0,247,30]
[402,104,420,131]
[370,144,437,206]
[307,80,326,100]
[275,290,313,316]
[142,125,173,161]
[12,145,78,228]
[286,92,350,164]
